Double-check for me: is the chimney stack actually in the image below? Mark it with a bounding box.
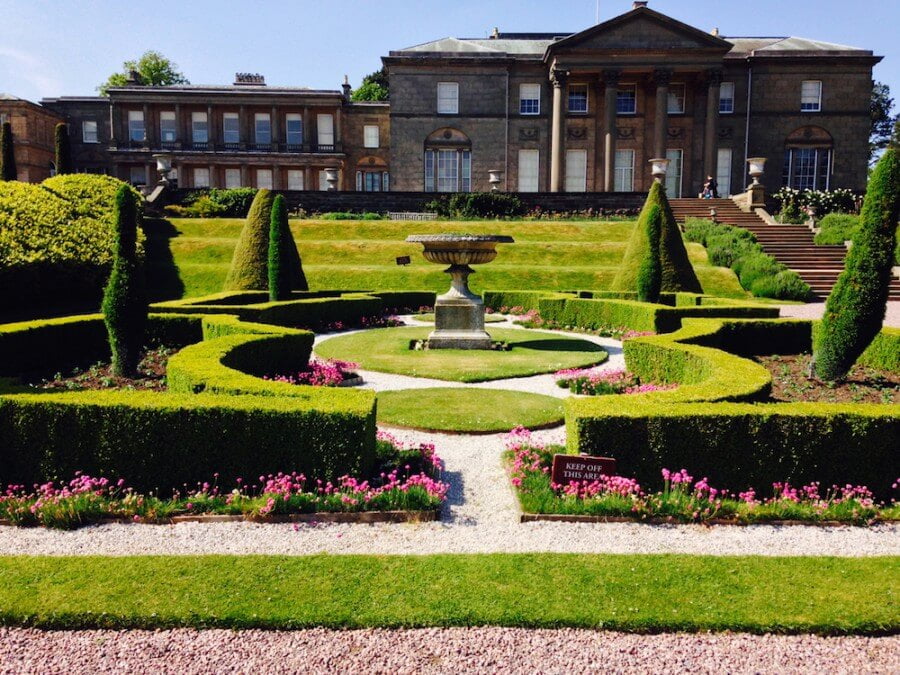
[491,27,500,39]
[711,27,720,37]
[632,1,648,9]
[342,75,352,100]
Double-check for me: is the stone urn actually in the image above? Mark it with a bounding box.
[406,234,514,349]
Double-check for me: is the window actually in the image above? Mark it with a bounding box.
[317,114,334,148]
[224,168,241,188]
[424,149,471,192]
[614,149,634,192]
[127,111,145,142]
[437,82,459,114]
[159,112,176,143]
[82,120,98,143]
[363,125,379,148]
[287,169,304,190]
[193,167,210,188]
[783,147,831,190]
[256,168,273,189]
[719,82,735,114]
[667,83,685,114]
[716,148,732,197]
[518,149,539,192]
[801,80,822,112]
[254,113,271,145]
[129,165,146,185]
[319,170,329,191]
[519,84,540,115]
[357,171,388,192]
[191,112,208,145]
[223,113,240,145]
[616,85,636,115]
[0,113,7,125]
[565,150,587,192]
[286,114,303,147]
[568,85,588,113]
[665,148,683,198]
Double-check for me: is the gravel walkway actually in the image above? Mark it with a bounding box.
[2,426,897,557]
[1,628,897,674]
[779,300,900,327]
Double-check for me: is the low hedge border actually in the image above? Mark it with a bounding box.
[566,318,899,497]
[0,313,376,491]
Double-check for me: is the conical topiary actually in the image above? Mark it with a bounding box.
[813,147,900,381]
[102,185,147,377]
[54,123,72,175]
[611,181,702,295]
[268,195,291,301]
[224,189,308,292]
[637,204,662,303]
[0,122,16,181]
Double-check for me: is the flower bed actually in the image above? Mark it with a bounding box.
[266,358,360,387]
[29,346,176,392]
[505,428,899,526]
[514,309,655,340]
[0,432,447,529]
[555,368,676,396]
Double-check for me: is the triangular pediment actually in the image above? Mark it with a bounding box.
[546,7,730,56]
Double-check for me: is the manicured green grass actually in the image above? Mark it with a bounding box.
[378,388,564,432]
[411,313,506,324]
[0,554,895,633]
[151,218,748,299]
[315,326,608,382]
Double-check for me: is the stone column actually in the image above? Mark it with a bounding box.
[240,164,249,188]
[142,103,150,147]
[653,68,672,159]
[272,164,280,190]
[602,69,620,192]
[207,104,215,147]
[549,67,568,192]
[303,108,311,151]
[109,104,118,147]
[704,69,723,187]
[174,103,182,145]
[209,163,216,188]
[238,105,246,150]
[271,105,279,150]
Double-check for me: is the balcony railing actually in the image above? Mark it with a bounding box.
[112,140,343,154]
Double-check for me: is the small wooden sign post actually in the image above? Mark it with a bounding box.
[396,255,411,266]
[551,454,618,485]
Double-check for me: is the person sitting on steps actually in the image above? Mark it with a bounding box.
[701,175,719,199]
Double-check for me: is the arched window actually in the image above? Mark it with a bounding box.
[356,155,389,192]
[424,127,471,192]
[782,126,833,191]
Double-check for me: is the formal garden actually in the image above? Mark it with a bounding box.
[0,149,897,635]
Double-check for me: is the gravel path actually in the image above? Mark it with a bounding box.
[3,426,897,557]
[779,300,900,327]
[1,628,897,674]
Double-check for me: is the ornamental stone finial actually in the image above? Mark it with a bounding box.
[550,68,569,88]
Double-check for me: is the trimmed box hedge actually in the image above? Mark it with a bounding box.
[0,313,376,491]
[566,318,899,497]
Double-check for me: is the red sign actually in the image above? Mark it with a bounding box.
[551,454,618,485]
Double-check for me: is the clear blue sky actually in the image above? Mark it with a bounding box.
[1,0,897,107]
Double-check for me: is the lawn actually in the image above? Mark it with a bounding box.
[315,326,608,381]
[147,217,749,300]
[0,554,895,633]
[377,388,564,432]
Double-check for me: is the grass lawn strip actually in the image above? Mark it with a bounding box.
[377,388,564,433]
[0,554,895,633]
[315,326,608,382]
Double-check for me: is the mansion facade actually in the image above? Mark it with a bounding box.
[1,2,880,198]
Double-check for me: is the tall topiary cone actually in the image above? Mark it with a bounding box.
[224,189,308,291]
[813,147,900,381]
[102,185,147,377]
[54,123,72,175]
[637,204,663,302]
[611,181,702,295]
[268,194,293,301]
[0,122,16,181]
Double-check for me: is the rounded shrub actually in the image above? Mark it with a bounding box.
[814,148,900,380]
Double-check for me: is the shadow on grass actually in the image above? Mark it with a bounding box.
[515,338,606,353]
[142,218,186,302]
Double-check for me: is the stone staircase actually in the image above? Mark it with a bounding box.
[670,198,900,301]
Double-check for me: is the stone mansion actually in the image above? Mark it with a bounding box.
[1,2,881,199]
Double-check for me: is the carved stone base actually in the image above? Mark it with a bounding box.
[427,296,492,350]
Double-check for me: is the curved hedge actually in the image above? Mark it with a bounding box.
[565,318,899,497]
[0,313,376,492]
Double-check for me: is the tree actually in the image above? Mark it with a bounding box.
[268,195,292,301]
[351,67,389,102]
[98,50,189,95]
[54,123,72,175]
[102,185,147,377]
[870,81,897,164]
[813,147,900,381]
[0,122,16,181]
[637,204,663,303]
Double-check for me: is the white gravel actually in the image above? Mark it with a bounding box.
[2,426,897,558]
[1,628,897,674]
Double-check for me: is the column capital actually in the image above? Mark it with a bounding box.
[706,68,724,87]
[550,68,569,88]
[652,68,673,87]
[602,69,621,86]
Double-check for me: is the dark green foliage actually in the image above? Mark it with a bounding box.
[101,186,147,376]
[0,122,16,181]
[54,123,72,175]
[612,182,702,294]
[684,218,811,301]
[168,188,259,217]
[637,204,662,302]
[814,213,899,265]
[98,50,189,95]
[351,67,389,102]
[814,149,900,380]
[268,195,291,301]
[319,212,384,220]
[425,192,526,218]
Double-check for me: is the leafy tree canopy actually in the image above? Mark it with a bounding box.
[870,81,898,163]
[351,67,389,102]
[98,50,189,95]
